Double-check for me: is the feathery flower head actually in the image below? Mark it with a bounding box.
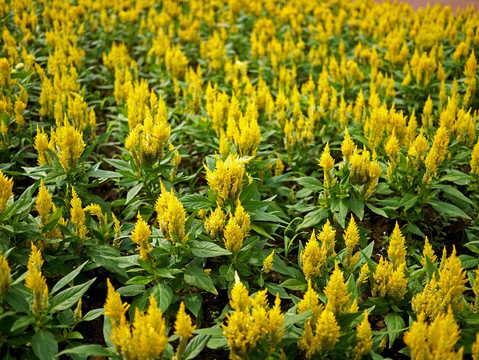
[155,183,187,244]
[204,205,227,239]
[175,301,196,339]
[0,169,13,213]
[388,222,406,269]
[0,251,10,300]
[205,154,250,205]
[324,261,351,316]
[131,212,152,262]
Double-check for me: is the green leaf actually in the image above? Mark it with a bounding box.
[32,330,58,360]
[82,308,104,322]
[58,345,114,357]
[117,285,146,297]
[349,193,364,220]
[384,313,405,347]
[428,199,471,219]
[152,283,173,312]
[190,240,232,257]
[50,278,95,312]
[51,261,89,294]
[398,194,418,211]
[126,183,143,205]
[280,278,307,291]
[184,268,217,295]
[87,169,120,179]
[181,194,214,210]
[459,254,479,269]
[297,208,328,230]
[334,198,348,228]
[184,334,211,360]
[366,203,388,218]
[296,177,323,192]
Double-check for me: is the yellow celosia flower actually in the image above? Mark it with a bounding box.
[267,295,285,352]
[319,142,335,173]
[233,201,250,237]
[319,142,335,187]
[125,109,171,168]
[74,298,82,324]
[36,179,52,226]
[223,274,284,359]
[299,310,340,359]
[174,301,196,360]
[0,251,10,300]
[155,183,187,244]
[301,230,326,281]
[70,188,87,243]
[175,301,196,339]
[421,236,437,267]
[25,243,48,316]
[104,278,129,327]
[262,250,274,274]
[54,122,85,173]
[0,170,13,213]
[388,222,406,269]
[341,128,356,163]
[85,204,108,228]
[343,215,360,271]
[412,247,466,319]
[324,262,352,316]
[354,310,372,360]
[227,100,262,156]
[317,220,336,257]
[473,332,479,360]
[205,154,249,205]
[408,129,428,170]
[131,213,152,262]
[34,126,51,166]
[404,309,463,360]
[471,139,479,177]
[372,257,407,300]
[204,205,227,239]
[297,280,324,324]
[110,293,168,360]
[274,154,284,176]
[223,217,244,258]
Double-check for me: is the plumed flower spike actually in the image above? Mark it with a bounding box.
[343,215,360,271]
[319,142,335,187]
[262,250,274,274]
[324,261,351,316]
[0,251,10,300]
[25,243,48,316]
[204,205,227,239]
[299,310,340,359]
[155,183,187,244]
[230,273,250,312]
[404,309,463,360]
[223,217,244,258]
[104,278,129,327]
[54,121,85,173]
[388,222,406,269]
[205,154,250,205]
[0,169,13,213]
[354,310,372,360]
[301,230,326,281]
[36,179,52,225]
[174,301,196,360]
[175,301,196,339]
[131,212,152,262]
[341,128,355,163]
[297,280,324,324]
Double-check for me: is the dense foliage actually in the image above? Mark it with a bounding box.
[0,0,479,359]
